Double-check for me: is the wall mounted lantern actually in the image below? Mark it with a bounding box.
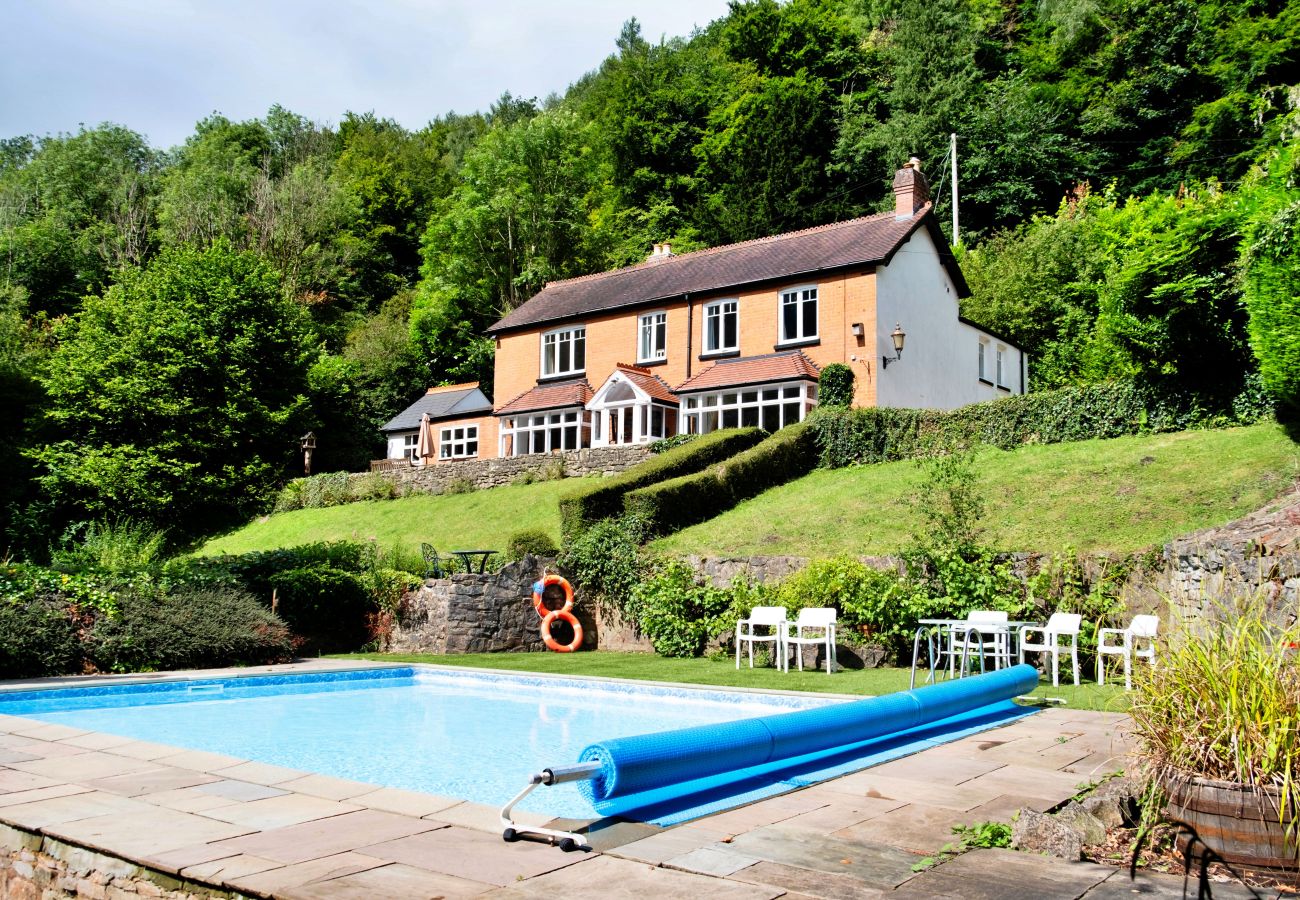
[881,323,906,369]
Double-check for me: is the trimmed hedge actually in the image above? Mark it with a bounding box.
[625,421,819,537]
[266,566,373,654]
[559,427,765,538]
[809,381,1246,468]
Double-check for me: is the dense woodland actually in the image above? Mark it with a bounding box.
[1,0,1298,551]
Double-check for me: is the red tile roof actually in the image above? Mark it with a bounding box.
[487,205,964,334]
[673,351,821,394]
[494,379,592,416]
[614,363,678,404]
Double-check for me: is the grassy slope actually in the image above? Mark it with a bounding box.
[338,651,1130,713]
[198,479,574,556]
[653,423,1299,558]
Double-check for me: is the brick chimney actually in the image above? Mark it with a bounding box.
[893,157,930,217]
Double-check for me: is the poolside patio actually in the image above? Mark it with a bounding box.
[0,662,1259,899]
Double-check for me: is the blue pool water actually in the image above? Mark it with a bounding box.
[0,667,835,818]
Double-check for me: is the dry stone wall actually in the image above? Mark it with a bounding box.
[357,445,649,496]
[390,558,549,654]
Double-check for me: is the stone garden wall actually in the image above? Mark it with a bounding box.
[358,445,650,496]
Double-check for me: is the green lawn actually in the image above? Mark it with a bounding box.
[653,423,1299,558]
[337,650,1131,712]
[197,479,574,556]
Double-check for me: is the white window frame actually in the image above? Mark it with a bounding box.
[499,409,588,456]
[679,381,817,436]
[996,346,1006,388]
[438,424,479,460]
[703,299,739,354]
[638,311,668,363]
[978,339,990,382]
[778,285,818,344]
[401,433,419,461]
[540,325,586,378]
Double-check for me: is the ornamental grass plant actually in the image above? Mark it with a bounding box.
[1128,597,1300,837]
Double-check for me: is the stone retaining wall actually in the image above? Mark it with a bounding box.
[389,558,549,654]
[355,445,650,497]
[0,824,223,899]
[1161,487,1300,623]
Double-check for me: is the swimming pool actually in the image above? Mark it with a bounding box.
[0,666,836,819]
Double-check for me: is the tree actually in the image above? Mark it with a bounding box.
[34,243,316,540]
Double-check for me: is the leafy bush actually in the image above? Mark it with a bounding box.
[300,471,351,508]
[769,557,917,649]
[1242,199,1300,420]
[163,541,369,598]
[631,560,736,657]
[349,473,398,502]
[558,513,650,608]
[648,434,698,453]
[624,421,818,537]
[444,476,476,495]
[89,587,293,672]
[808,380,1256,469]
[559,428,765,539]
[266,566,374,654]
[506,529,559,560]
[0,597,85,678]
[818,363,854,407]
[51,518,169,576]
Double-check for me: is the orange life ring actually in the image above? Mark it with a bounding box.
[532,574,574,618]
[541,609,583,652]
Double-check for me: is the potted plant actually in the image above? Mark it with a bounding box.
[1129,598,1299,871]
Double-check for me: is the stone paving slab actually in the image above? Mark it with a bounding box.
[769,796,908,835]
[280,861,496,899]
[608,824,729,864]
[179,851,284,885]
[278,773,382,802]
[664,845,762,876]
[199,793,362,830]
[896,848,1114,900]
[44,805,255,857]
[350,786,462,818]
[8,749,158,781]
[195,778,291,802]
[0,789,156,829]
[229,850,393,896]
[480,854,783,899]
[1081,870,1266,899]
[81,765,220,797]
[359,824,585,886]
[729,859,893,900]
[212,759,313,786]
[724,823,924,889]
[209,808,444,865]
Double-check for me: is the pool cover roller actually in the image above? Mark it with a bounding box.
[575,663,1039,815]
[499,664,1038,849]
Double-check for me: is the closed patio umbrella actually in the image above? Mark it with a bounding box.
[415,412,433,463]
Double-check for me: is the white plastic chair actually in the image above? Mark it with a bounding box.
[1018,612,1082,687]
[782,608,837,674]
[1096,614,1158,690]
[735,606,787,669]
[949,610,1012,675]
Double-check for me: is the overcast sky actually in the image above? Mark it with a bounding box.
[1,0,732,150]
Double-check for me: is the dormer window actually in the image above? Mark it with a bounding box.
[638,311,667,363]
[541,325,586,378]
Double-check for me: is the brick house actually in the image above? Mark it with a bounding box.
[380,160,1025,462]
[378,382,495,466]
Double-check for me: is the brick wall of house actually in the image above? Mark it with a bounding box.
[492,267,880,412]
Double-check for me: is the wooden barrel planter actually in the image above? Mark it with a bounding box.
[1165,775,1299,870]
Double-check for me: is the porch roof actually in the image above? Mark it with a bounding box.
[495,378,593,416]
[609,363,678,405]
[673,350,821,394]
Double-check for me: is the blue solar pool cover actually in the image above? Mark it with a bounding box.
[577,664,1039,821]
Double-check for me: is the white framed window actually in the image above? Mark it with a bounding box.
[703,300,738,354]
[978,340,989,382]
[439,425,479,459]
[541,326,586,378]
[779,285,818,344]
[638,311,667,362]
[502,409,588,456]
[680,382,817,435]
[402,434,419,461]
[996,347,1006,388]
